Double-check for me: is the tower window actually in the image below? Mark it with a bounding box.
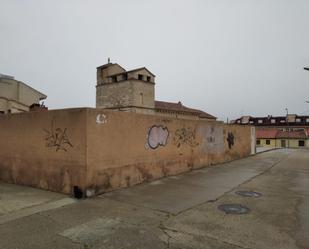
[111,76,117,82]
[138,74,143,80]
[147,76,151,82]
[140,93,144,104]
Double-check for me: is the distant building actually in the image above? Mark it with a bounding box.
[233,115,309,148]
[232,115,309,126]
[0,74,47,114]
[96,62,216,121]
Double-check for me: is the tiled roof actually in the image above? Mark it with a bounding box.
[126,67,156,77]
[276,130,307,139]
[154,101,216,120]
[256,129,308,139]
[256,129,278,139]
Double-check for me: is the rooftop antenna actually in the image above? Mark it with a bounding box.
[108,57,111,64]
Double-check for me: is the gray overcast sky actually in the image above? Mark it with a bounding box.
[1,0,309,121]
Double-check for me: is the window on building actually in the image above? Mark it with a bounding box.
[256,139,260,145]
[266,139,270,145]
[258,120,263,124]
[280,120,286,123]
[123,73,128,80]
[295,128,304,131]
[140,93,144,105]
[298,140,305,147]
[237,120,240,124]
[138,74,143,80]
[271,119,276,124]
[296,118,301,123]
[146,76,151,82]
[306,118,309,123]
[281,140,286,147]
[111,76,117,82]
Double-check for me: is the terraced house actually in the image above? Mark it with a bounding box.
[233,115,309,148]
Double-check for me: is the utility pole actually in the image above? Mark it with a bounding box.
[285,108,290,148]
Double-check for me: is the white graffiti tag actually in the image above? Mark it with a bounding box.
[96,114,107,124]
[145,125,169,149]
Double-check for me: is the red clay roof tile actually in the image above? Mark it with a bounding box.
[256,129,278,138]
[155,101,216,120]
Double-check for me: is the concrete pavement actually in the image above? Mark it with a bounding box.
[0,149,308,249]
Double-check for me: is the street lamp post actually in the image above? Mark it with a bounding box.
[285,108,290,148]
[304,68,309,105]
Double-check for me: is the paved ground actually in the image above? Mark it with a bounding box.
[0,149,309,249]
[256,147,277,153]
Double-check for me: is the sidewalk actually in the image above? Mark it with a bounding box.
[1,149,308,249]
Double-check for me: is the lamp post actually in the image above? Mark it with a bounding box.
[285,108,290,148]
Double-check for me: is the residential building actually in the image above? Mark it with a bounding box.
[255,129,277,148]
[0,73,47,114]
[96,62,216,121]
[233,115,309,148]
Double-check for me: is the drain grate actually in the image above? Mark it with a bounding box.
[218,204,250,214]
[235,190,262,198]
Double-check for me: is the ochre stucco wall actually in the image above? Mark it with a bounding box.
[0,108,87,193]
[85,109,252,195]
[0,108,253,196]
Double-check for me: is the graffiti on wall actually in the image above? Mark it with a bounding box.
[173,127,199,148]
[145,125,169,149]
[44,121,73,152]
[96,114,107,124]
[227,132,235,149]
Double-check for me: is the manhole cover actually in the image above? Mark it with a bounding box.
[235,190,262,198]
[218,204,250,214]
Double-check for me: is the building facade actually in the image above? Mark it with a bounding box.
[96,62,216,121]
[233,115,309,148]
[0,73,47,114]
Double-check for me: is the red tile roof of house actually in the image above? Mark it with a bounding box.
[276,130,307,139]
[155,101,217,120]
[256,128,308,139]
[256,129,278,139]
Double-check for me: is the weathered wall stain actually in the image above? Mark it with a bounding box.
[173,127,199,148]
[227,132,235,149]
[145,125,169,149]
[199,126,224,152]
[44,121,73,152]
[206,126,216,143]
